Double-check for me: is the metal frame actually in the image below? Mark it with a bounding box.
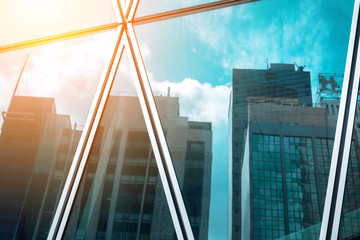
[1,0,360,239]
[0,0,259,54]
[320,0,360,239]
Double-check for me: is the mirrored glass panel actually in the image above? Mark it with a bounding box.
[134,0,354,239]
[1,0,359,239]
[0,31,116,239]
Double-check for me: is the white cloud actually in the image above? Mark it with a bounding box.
[0,32,116,126]
[152,78,231,126]
[139,41,152,59]
[0,32,156,126]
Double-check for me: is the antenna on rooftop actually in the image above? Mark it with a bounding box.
[12,54,29,98]
[293,61,306,72]
[3,54,30,124]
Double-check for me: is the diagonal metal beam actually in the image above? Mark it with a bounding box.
[0,23,120,53]
[132,0,259,25]
[47,26,126,239]
[320,0,360,239]
[124,21,194,239]
[0,0,259,53]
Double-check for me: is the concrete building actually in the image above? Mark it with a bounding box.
[0,96,81,239]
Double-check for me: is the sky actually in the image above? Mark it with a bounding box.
[0,0,356,239]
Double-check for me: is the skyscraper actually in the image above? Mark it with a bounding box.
[230,64,360,239]
[230,63,313,238]
[241,103,360,239]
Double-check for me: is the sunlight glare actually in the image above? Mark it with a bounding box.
[21,0,61,18]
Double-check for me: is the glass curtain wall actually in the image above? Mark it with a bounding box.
[0,0,359,240]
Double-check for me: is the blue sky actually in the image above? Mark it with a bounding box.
[0,0,356,239]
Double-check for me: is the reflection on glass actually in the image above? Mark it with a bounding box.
[1,0,359,239]
[135,0,354,239]
[240,66,332,239]
[0,32,115,239]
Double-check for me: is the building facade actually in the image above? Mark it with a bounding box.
[230,63,360,239]
[230,63,313,238]
[0,96,81,239]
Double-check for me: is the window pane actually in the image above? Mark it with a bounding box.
[0,31,116,239]
[134,0,353,239]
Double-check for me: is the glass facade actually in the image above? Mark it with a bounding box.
[339,141,360,239]
[1,0,360,239]
[284,137,320,236]
[249,133,360,240]
[252,134,284,239]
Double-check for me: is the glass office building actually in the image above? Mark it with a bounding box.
[231,63,313,238]
[240,103,360,239]
[231,63,360,240]
[1,0,360,239]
